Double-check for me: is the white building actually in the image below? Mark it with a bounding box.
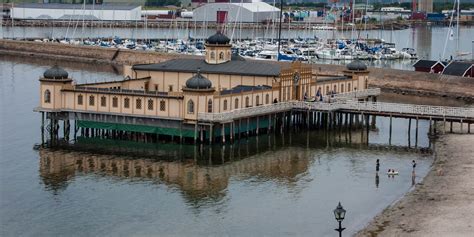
[11,3,141,21]
[193,2,280,23]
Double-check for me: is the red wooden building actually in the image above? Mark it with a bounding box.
[413,60,446,73]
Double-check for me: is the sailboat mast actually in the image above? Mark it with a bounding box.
[277,0,283,61]
[456,0,460,55]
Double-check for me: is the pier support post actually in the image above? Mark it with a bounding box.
[429,117,433,135]
[200,125,204,143]
[461,119,463,133]
[366,114,369,144]
[246,118,250,137]
[230,122,234,142]
[222,123,226,143]
[239,119,242,139]
[408,118,411,147]
[389,115,392,146]
[41,112,45,145]
[256,116,259,135]
[268,114,272,134]
[443,117,446,134]
[194,123,198,144]
[209,124,213,144]
[415,117,419,148]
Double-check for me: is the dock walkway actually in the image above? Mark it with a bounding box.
[198,89,474,123]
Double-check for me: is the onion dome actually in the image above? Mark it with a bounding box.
[43,65,69,79]
[206,32,230,45]
[346,60,367,71]
[185,69,212,89]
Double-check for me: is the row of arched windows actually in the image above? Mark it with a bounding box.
[322,83,353,95]
[76,94,167,111]
[209,51,230,61]
[44,90,51,103]
[187,94,270,114]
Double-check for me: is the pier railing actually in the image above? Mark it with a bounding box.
[335,101,474,118]
[199,102,294,122]
[199,99,474,122]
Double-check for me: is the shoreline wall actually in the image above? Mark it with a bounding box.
[1,39,473,102]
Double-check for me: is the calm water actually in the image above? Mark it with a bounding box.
[1,25,473,70]
[0,57,444,236]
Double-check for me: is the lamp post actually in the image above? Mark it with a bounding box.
[333,202,346,237]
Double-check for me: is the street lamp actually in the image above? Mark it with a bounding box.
[333,202,346,237]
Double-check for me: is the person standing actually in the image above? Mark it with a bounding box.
[376,159,380,172]
[412,160,417,171]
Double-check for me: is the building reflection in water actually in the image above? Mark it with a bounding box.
[39,126,428,203]
[38,134,316,203]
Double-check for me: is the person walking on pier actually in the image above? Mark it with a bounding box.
[376,159,380,173]
[412,160,417,171]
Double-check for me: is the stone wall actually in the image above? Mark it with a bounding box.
[0,39,196,65]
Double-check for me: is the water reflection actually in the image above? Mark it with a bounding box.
[39,125,431,201]
[39,144,312,204]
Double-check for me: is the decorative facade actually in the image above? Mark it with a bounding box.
[37,32,369,141]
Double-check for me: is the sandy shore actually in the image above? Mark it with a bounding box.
[356,133,474,236]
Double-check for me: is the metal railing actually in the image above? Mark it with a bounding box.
[198,99,474,122]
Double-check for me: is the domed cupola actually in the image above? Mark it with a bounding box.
[205,31,232,65]
[184,69,213,91]
[206,32,231,45]
[346,60,367,71]
[43,65,69,79]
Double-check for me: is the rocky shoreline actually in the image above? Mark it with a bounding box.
[356,129,474,236]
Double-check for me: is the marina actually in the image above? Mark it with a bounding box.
[1,1,474,236]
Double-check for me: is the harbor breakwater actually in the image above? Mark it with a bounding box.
[1,39,473,101]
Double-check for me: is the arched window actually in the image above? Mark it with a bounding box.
[112,97,118,108]
[210,52,215,59]
[245,97,250,107]
[227,51,231,59]
[77,94,83,105]
[100,96,107,107]
[89,95,95,106]
[187,99,194,114]
[124,97,130,108]
[256,95,260,106]
[333,85,337,93]
[160,100,166,111]
[147,99,154,110]
[365,78,369,89]
[207,99,213,113]
[265,94,270,104]
[219,52,224,60]
[235,98,239,109]
[348,83,351,92]
[223,99,228,110]
[326,86,330,95]
[341,84,344,93]
[136,98,142,109]
[44,90,51,103]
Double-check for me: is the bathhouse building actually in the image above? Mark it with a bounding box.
[37,32,369,143]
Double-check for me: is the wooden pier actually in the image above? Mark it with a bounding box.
[38,88,473,146]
